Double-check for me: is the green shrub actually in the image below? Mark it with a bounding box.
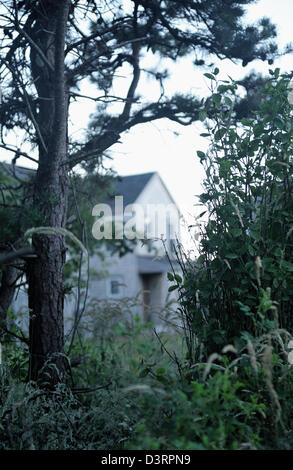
[0,364,137,450]
[125,69,293,451]
[127,326,293,450]
[2,70,293,451]
[175,69,293,358]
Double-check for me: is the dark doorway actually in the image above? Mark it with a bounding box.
[140,273,162,322]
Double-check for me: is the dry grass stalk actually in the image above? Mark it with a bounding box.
[231,200,244,228]
[203,353,222,381]
[222,345,237,355]
[255,256,262,288]
[262,337,284,430]
[247,339,258,373]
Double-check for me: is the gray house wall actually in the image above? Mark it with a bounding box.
[84,171,182,328]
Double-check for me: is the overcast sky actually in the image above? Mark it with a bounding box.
[100,0,293,245]
[1,0,293,249]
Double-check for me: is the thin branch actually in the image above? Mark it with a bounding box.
[65,129,120,168]
[65,30,103,55]
[66,176,90,355]
[69,91,131,103]
[71,382,112,394]
[0,247,36,266]
[14,24,54,72]
[23,90,48,153]
[65,20,136,56]
[1,14,33,65]
[112,36,147,51]
[0,325,29,345]
[119,42,141,122]
[0,145,38,164]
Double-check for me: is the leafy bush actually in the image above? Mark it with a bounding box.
[0,299,184,450]
[176,69,293,358]
[2,70,293,450]
[0,364,138,450]
[127,327,293,450]
[123,70,293,451]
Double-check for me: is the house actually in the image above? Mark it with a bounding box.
[1,164,182,330]
[65,171,182,329]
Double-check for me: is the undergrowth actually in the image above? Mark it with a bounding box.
[1,70,293,450]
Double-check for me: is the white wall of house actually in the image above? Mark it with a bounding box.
[84,173,182,327]
[130,173,181,258]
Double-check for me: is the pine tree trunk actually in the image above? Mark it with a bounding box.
[27,0,70,386]
[27,166,68,385]
[0,265,18,324]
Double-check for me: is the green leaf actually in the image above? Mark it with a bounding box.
[249,230,261,241]
[204,72,216,80]
[241,118,253,126]
[174,274,182,283]
[253,123,264,137]
[215,128,226,141]
[199,110,207,121]
[155,367,166,376]
[225,96,233,106]
[274,68,280,78]
[225,253,239,259]
[218,84,235,93]
[197,150,206,160]
[168,285,178,292]
[139,368,149,378]
[212,93,222,107]
[281,261,293,272]
[230,228,242,237]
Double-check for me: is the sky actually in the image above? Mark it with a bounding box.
[72,0,293,221]
[100,0,293,247]
[1,0,293,249]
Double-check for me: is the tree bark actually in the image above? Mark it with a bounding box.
[0,265,19,325]
[26,0,70,386]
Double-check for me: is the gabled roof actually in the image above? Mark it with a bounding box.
[109,172,156,206]
[1,162,35,180]
[1,165,180,213]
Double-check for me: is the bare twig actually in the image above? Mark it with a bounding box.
[0,325,29,345]
[72,382,112,394]
[14,25,54,72]
[23,90,48,153]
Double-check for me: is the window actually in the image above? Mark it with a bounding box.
[107,276,124,297]
[111,280,119,295]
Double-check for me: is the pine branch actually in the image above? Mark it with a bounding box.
[0,247,36,266]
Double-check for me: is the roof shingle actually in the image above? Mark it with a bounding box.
[108,172,155,206]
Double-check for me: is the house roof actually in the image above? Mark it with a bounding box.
[1,162,35,180]
[110,172,156,207]
[137,255,171,274]
[108,171,180,214]
[137,255,180,274]
[1,165,180,214]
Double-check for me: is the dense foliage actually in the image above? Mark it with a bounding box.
[1,70,293,450]
[177,69,293,357]
[1,0,279,384]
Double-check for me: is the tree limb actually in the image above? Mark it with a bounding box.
[0,144,38,165]
[119,43,141,122]
[0,247,36,266]
[14,24,54,72]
